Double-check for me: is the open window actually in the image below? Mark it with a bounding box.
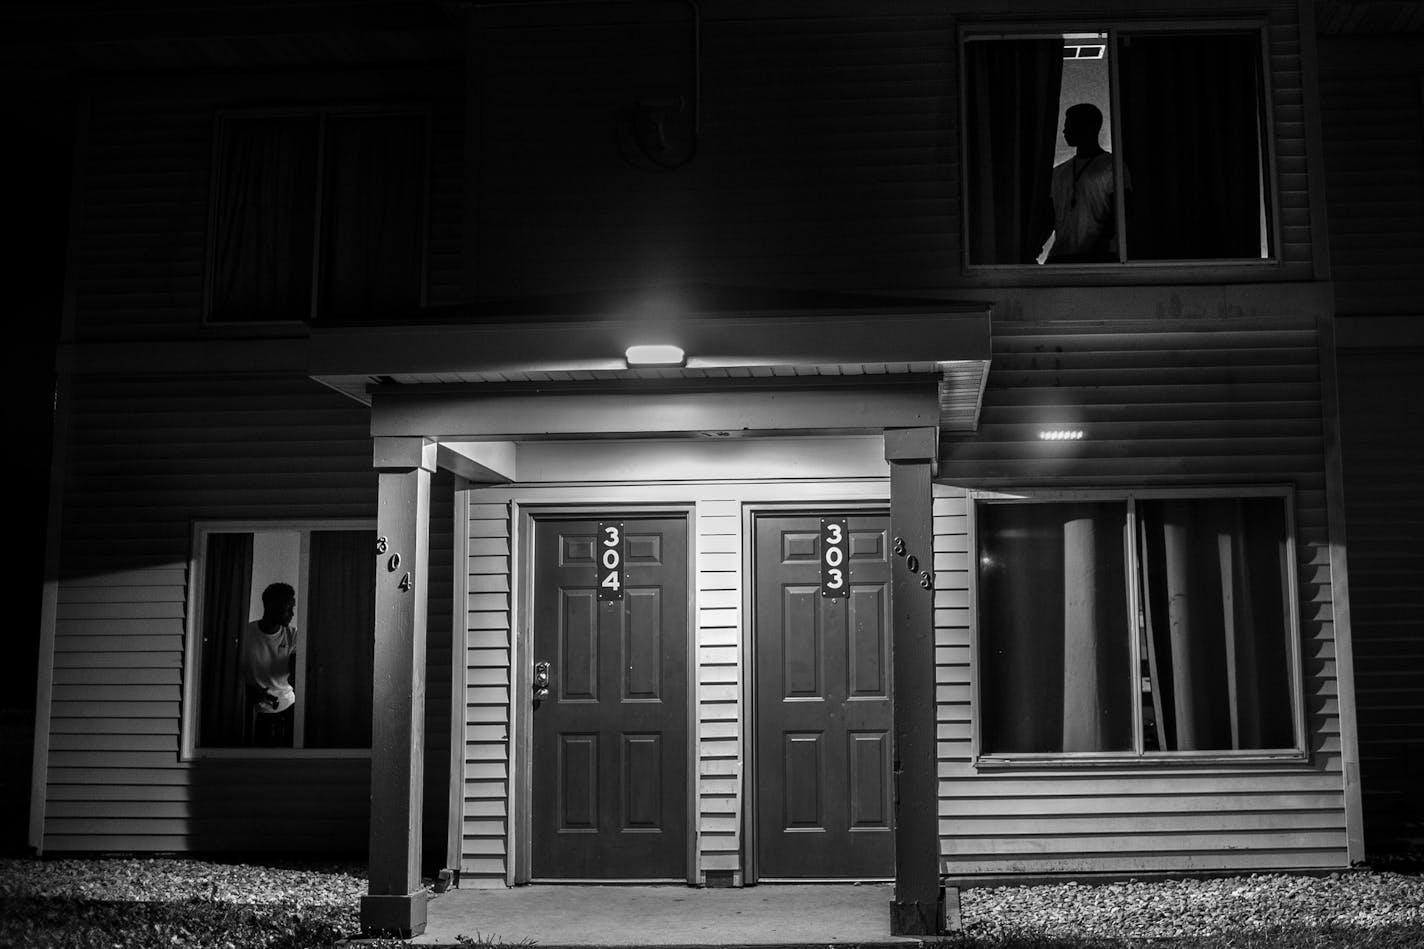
[206,109,428,324]
[964,26,1275,266]
[972,490,1304,763]
[184,521,375,754]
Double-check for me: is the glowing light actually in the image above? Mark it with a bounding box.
[624,344,686,367]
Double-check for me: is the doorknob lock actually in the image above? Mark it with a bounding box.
[533,661,551,701]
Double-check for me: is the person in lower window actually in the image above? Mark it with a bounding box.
[1043,103,1124,263]
[242,581,298,747]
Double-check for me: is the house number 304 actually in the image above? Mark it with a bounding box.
[892,536,935,591]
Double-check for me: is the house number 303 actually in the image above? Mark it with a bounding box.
[892,536,935,591]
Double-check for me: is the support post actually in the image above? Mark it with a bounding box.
[362,436,436,937]
[884,427,944,936]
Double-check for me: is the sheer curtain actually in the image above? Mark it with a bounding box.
[1138,498,1295,750]
[199,533,254,747]
[965,39,1064,265]
[209,117,319,322]
[303,530,375,747]
[979,503,1132,753]
[1117,32,1268,260]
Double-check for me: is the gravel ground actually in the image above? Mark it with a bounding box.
[0,857,1421,947]
[958,872,1424,942]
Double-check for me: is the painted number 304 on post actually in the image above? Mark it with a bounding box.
[597,521,624,602]
[820,516,849,598]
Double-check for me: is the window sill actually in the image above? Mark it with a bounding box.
[184,747,371,761]
[973,750,1310,770]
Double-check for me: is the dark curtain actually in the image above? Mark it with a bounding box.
[318,113,426,322]
[1117,32,1268,260]
[1139,498,1295,750]
[198,532,253,747]
[965,39,1064,265]
[209,117,320,322]
[979,503,1133,754]
[304,530,375,747]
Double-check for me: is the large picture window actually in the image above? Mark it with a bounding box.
[964,26,1274,266]
[207,109,427,323]
[973,491,1303,762]
[186,522,375,753]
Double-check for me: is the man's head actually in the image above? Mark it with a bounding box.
[1063,103,1104,148]
[261,582,296,626]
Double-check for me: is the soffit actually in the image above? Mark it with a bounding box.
[309,297,994,435]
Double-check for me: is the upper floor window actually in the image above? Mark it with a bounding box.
[973,490,1304,763]
[206,110,427,324]
[964,27,1275,267]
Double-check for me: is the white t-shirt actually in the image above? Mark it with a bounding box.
[241,620,297,713]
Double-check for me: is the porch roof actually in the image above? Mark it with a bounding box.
[308,291,994,435]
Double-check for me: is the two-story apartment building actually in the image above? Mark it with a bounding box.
[13,0,1418,937]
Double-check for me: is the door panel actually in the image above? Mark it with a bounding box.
[532,516,688,879]
[755,513,894,879]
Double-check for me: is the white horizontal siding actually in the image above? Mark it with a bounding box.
[933,315,1348,876]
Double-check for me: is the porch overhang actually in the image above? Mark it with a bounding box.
[308,300,994,437]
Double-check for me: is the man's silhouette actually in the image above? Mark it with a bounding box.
[1043,103,1121,263]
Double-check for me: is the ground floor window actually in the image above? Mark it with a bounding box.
[974,490,1303,761]
[187,521,375,752]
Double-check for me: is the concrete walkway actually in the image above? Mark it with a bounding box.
[407,882,924,947]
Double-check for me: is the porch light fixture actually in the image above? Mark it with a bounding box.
[625,344,686,367]
[1038,429,1084,441]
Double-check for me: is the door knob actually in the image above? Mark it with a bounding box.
[533,661,551,701]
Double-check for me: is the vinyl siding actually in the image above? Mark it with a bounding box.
[932,316,1349,875]
[1318,35,1424,316]
[1336,350,1424,856]
[66,1,1315,345]
[42,373,452,856]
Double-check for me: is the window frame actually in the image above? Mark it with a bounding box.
[958,18,1283,275]
[967,485,1308,768]
[201,104,432,328]
[180,518,376,760]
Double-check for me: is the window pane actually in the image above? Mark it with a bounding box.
[318,113,426,321]
[209,117,319,322]
[1117,32,1272,260]
[964,38,1065,265]
[978,502,1134,754]
[303,530,375,747]
[198,533,254,747]
[1137,498,1296,751]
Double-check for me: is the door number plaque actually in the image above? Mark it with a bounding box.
[821,517,849,598]
[597,521,624,602]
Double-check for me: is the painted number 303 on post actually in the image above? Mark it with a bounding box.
[597,521,624,602]
[820,516,849,598]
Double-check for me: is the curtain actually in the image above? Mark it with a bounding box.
[965,39,1064,265]
[1117,32,1267,260]
[1139,498,1294,750]
[979,503,1132,753]
[318,113,426,322]
[198,532,254,747]
[303,530,375,747]
[209,117,319,322]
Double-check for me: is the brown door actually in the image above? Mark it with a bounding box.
[531,516,689,880]
[754,513,895,879]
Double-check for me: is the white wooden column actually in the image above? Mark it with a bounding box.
[362,436,436,937]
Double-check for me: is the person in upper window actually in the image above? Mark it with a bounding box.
[241,581,298,747]
[1043,103,1125,264]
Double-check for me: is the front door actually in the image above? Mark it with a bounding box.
[754,513,895,879]
[530,515,689,880]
